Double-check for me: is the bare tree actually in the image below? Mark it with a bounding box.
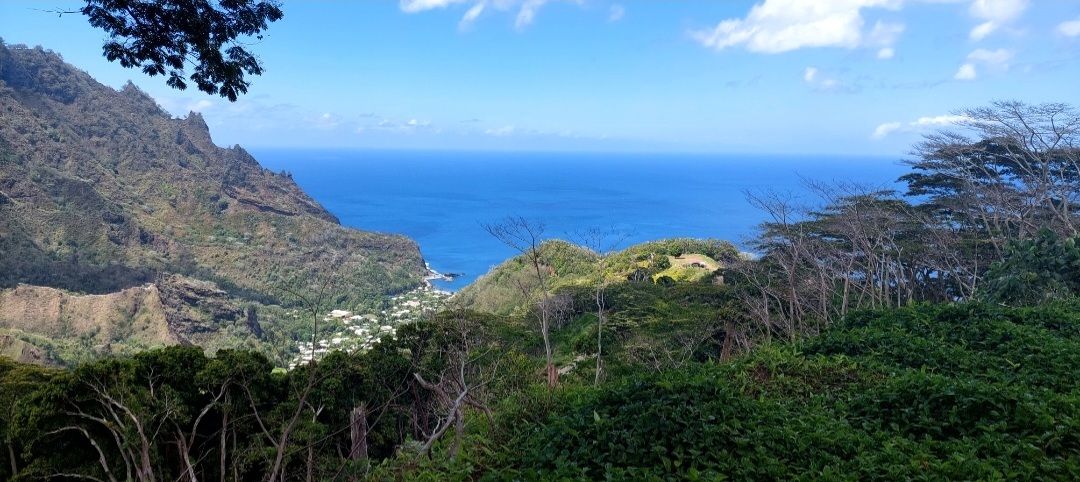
[260,275,340,482]
[572,227,629,387]
[482,216,558,386]
[741,181,924,334]
[411,304,498,458]
[540,293,575,331]
[743,188,811,339]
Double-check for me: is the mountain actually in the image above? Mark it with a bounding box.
[0,41,427,364]
[453,237,739,314]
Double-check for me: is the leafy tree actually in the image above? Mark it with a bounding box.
[194,349,279,481]
[496,301,1080,480]
[902,101,1080,255]
[15,346,212,482]
[80,0,284,100]
[981,229,1080,306]
[738,101,1080,337]
[0,358,58,480]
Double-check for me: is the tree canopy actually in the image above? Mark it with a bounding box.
[730,101,1080,338]
[81,0,283,101]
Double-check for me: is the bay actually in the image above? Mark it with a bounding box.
[249,149,909,291]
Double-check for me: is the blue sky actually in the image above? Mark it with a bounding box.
[2,0,1078,155]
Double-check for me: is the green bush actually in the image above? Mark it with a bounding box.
[496,301,1080,480]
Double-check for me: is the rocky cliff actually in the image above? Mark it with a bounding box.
[0,41,427,365]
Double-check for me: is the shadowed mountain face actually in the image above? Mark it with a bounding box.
[0,42,427,363]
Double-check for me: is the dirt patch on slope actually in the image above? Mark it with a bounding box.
[0,283,176,347]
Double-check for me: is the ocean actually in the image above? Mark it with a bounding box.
[249,149,909,291]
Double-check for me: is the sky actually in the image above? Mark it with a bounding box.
[1,0,1078,155]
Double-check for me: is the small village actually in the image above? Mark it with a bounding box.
[286,283,452,369]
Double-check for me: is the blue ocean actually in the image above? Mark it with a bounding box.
[249,149,909,291]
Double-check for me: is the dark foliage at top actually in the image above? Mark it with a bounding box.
[82,0,283,100]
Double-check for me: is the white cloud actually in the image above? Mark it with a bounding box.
[1058,16,1080,37]
[968,0,1027,20]
[313,113,344,130]
[154,96,219,116]
[954,48,1011,80]
[968,47,1011,65]
[955,63,977,79]
[374,118,434,132]
[485,125,516,136]
[912,114,968,126]
[690,0,903,54]
[967,47,1012,71]
[871,114,969,139]
[867,21,905,47]
[872,122,902,139]
[803,66,857,93]
[966,0,1028,40]
[401,0,561,30]
[190,99,214,112]
[969,21,996,40]
[459,3,485,29]
[608,5,625,22]
[399,0,469,14]
[689,0,1036,55]
[515,0,545,29]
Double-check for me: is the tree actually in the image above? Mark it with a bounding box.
[981,229,1080,306]
[80,0,284,101]
[408,306,498,458]
[261,275,339,482]
[0,358,58,480]
[15,346,213,482]
[902,101,1080,257]
[737,101,1080,341]
[572,227,629,386]
[483,216,558,386]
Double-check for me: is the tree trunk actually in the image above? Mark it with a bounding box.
[349,405,369,462]
[306,445,314,482]
[7,439,17,477]
[531,255,556,386]
[219,406,228,482]
[721,318,736,362]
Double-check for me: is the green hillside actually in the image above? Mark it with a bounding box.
[0,42,427,364]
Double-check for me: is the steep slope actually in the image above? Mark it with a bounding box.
[449,238,743,376]
[454,237,738,315]
[0,42,427,363]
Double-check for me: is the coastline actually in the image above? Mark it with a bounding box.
[423,263,460,293]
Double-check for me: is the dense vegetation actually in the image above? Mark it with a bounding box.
[3,32,1080,480]
[4,299,1080,480]
[503,302,1080,480]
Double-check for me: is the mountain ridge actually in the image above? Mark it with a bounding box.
[0,41,427,364]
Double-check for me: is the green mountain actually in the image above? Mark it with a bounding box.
[452,237,746,379]
[0,42,427,364]
[454,237,739,315]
